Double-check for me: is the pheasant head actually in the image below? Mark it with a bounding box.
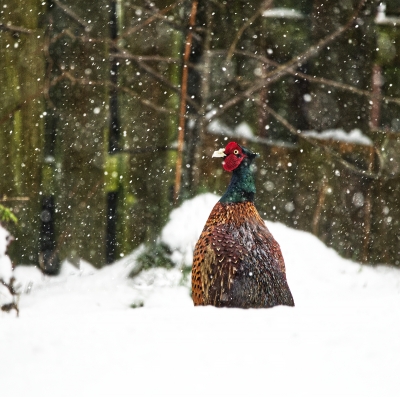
[212,142,259,203]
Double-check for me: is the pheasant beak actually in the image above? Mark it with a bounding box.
[212,148,226,158]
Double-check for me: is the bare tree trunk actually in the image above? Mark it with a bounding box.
[370,64,382,130]
[173,0,198,204]
[192,0,213,190]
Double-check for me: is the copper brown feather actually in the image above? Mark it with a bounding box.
[192,142,294,308]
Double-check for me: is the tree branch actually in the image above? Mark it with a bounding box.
[250,96,381,180]
[226,0,273,61]
[121,145,176,155]
[121,0,183,39]
[112,53,180,64]
[210,0,367,121]
[0,278,19,317]
[231,49,400,107]
[0,23,33,34]
[113,48,200,112]
[53,0,90,30]
[51,71,177,115]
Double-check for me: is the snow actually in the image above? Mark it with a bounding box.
[234,121,254,139]
[262,8,305,19]
[1,194,400,397]
[207,119,255,140]
[161,192,217,266]
[303,128,373,146]
[375,3,400,25]
[0,225,12,281]
[207,121,373,150]
[0,225,13,306]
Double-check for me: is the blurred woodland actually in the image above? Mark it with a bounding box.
[1,0,400,271]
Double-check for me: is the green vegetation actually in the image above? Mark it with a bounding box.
[135,242,175,272]
[0,204,18,225]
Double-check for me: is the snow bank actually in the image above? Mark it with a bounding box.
[0,224,14,306]
[161,192,218,266]
[0,224,12,281]
[0,224,8,255]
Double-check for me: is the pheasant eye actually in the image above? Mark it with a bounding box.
[233,149,239,155]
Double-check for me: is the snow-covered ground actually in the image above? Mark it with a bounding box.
[1,193,400,397]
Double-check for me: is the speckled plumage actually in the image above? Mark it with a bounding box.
[192,142,294,308]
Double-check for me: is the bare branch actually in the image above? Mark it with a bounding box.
[312,176,329,236]
[255,99,299,136]
[121,145,177,155]
[53,0,90,30]
[135,58,195,107]
[121,1,183,39]
[119,86,176,115]
[250,96,381,180]
[42,13,195,112]
[211,0,367,121]
[230,49,400,107]
[362,147,374,262]
[49,28,77,45]
[0,278,19,317]
[226,0,273,61]
[112,53,180,64]
[51,72,176,115]
[266,0,367,79]
[0,23,33,34]
[0,196,30,202]
[0,278,18,296]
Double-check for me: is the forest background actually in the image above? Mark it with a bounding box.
[1,0,400,273]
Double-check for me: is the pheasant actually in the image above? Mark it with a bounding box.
[192,142,294,308]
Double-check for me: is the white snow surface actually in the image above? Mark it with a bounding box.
[0,224,9,256]
[161,192,218,266]
[0,224,13,305]
[263,8,305,19]
[207,122,373,149]
[1,194,400,397]
[207,119,255,140]
[303,128,373,146]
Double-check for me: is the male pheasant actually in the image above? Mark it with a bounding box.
[192,142,294,308]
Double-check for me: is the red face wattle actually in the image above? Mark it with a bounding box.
[222,142,246,172]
